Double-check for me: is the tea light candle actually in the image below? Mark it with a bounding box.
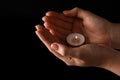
[66,33,85,46]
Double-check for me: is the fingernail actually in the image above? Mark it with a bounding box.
[35,25,39,30]
[51,43,58,50]
[42,16,47,21]
[63,11,69,14]
[46,11,50,16]
[35,25,42,31]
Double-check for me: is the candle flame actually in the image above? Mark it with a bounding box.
[75,35,78,40]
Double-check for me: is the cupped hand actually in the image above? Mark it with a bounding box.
[42,7,113,47]
[35,8,120,75]
[50,42,119,67]
[35,26,118,67]
[35,24,120,76]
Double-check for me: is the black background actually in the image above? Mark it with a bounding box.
[1,0,120,79]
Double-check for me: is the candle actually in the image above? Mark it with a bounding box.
[66,33,85,46]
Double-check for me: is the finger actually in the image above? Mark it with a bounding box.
[35,25,57,46]
[50,42,69,56]
[51,42,89,59]
[44,22,71,37]
[35,24,42,31]
[51,42,76,65]
[35,25,67,61]
[35,25,77,66]
[49,29,66,42]
[50,42,94,66]
[42,16,73,30]
[46,11,74,23]
[63,7,94,20]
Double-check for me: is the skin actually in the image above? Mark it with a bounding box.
[42,8,112,47]
[35,7,120,76]
[42,7,120,49]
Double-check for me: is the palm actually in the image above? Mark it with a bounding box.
[72,17,111,46]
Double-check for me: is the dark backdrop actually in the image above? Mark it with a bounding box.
[1,0,120,79]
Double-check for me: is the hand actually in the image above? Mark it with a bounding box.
[51,42,120,67]
[50,42,120,76]
[35,25,118,66]
[42,7,113,47]
[35,25,68,60]
[35,7,120,76]
[35,26,120,76]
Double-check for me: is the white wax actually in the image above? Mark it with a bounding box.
[66,33,85,46]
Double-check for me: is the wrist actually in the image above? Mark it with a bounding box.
[110,23,120,49]
[98,50,120,76]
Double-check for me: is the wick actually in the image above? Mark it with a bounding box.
[71,35,80,44]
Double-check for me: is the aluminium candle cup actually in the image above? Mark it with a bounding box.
[66,33,85,46]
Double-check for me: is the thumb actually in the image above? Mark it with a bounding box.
[51,42,69,56]
[63,7,94,20]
